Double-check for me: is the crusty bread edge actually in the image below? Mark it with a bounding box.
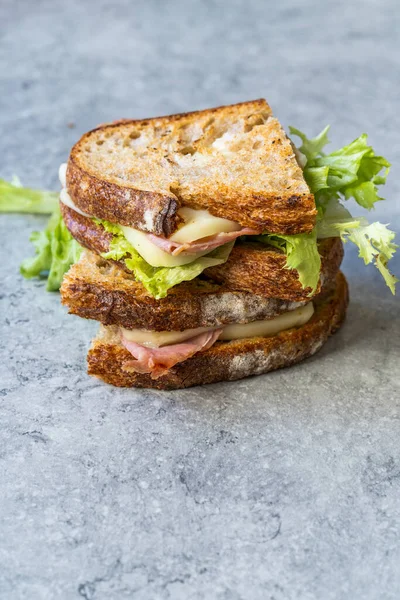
[66,158,179,237]
[87,271,349,390]
[60,232,343,331]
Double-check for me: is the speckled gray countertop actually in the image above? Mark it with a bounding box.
[1,1,400,598]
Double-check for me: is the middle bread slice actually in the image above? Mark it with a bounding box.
[61,241,343,331]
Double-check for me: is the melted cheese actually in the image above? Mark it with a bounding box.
[59,188,92,218]
[121,303,314,349]
[169,207,241,243]
[58,163,67,188]
[219,303,314,340]
[121,205,241,266]
[58,162,93,218]
[120,226,211,267]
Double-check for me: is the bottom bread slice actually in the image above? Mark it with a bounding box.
[87,271,349,390]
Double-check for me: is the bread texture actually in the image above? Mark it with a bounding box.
[87,271,349,390]
[204,237,344,300]
[66,100,316,236]
[61,203,112,255]
[60,203,343,303]
[61,250,310,331]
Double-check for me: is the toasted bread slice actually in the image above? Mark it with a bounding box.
[60,203,343,302]
[66,100,316,236]
[87,272,348,389]
[61,203,114,256]
[204,237,344,300]
[61,250,310,331]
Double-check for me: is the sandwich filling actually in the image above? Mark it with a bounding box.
[59,163,259,268]
[120,303,314,379]
[55,128,396,300]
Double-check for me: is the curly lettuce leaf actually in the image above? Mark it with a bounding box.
[289,125,330,163]
[99,219,234,299]
[20,205,82,291]
[290,126,397,293]
[289,126,390,210]
[317,198,398,293]
[254,230,321,294]
[0,177,59,214]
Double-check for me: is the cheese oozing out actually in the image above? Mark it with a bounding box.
[121,303,314,348]
[59,188,92,218]
[59,163,92,218]
[59,163,67,188]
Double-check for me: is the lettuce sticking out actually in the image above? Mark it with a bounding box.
[289,127,390,209]
[99,219,234,299]
[255,231,320,294]
[20,205,82,291]
[316,198,398,294]
[0,177,81,290]
[0,177,59,214]
[290,126,397,293]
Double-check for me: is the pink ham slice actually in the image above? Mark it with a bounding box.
[146,227,260,256]
[121,329,223,379]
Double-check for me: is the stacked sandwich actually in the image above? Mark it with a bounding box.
[60,100,348,389]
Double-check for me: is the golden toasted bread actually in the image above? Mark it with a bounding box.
[204,237,344,301]
[66,100,316,236]
[87,272,348,389]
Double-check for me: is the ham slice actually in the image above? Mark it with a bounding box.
[121,329,222,379]
[146,227,260,256]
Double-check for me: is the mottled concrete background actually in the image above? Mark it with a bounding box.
[1,0,399,598]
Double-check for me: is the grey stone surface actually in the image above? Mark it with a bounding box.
[1,0,400,598]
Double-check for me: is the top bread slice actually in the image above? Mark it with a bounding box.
[66,100,316,236]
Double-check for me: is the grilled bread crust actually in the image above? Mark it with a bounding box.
[66,100,316,236]
[86,272,349,390]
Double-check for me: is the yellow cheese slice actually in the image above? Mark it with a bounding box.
[59,188,91,218]
[169,207,241,243]
[122,325,213,348]
[219,303,314,340]
[120,226,211,267]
